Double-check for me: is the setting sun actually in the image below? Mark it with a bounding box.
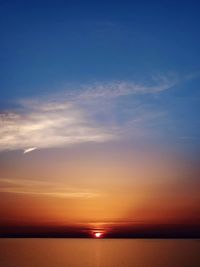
[94,232,103,238]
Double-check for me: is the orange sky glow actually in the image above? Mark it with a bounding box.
[0,143,199,236]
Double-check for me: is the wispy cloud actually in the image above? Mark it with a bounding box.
[0,98,114,152]
[0,178,99,199]
[0,76,177,152]
[74,76,177,100]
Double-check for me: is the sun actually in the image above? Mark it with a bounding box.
[94,232,103,238]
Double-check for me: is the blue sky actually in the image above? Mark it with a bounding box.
[1,0,200,96]
[0,0,200,154]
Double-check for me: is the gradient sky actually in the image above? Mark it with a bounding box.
[0,0,200,235]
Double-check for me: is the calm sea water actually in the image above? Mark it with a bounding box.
[0,239,199,267]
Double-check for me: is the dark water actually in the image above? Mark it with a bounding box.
[0,239,199,267]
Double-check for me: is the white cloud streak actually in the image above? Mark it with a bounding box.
[0,77,177,152]
[24,147,37,154]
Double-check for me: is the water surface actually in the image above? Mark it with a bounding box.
[0,239,199,267]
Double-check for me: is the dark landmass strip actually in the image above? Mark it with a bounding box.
[0,223,200,238]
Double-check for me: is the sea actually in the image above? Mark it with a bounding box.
[0,239,199,267]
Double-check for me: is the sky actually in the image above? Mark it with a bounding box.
[0,0,200,236]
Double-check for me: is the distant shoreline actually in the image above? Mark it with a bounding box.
[1,234,200,239]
